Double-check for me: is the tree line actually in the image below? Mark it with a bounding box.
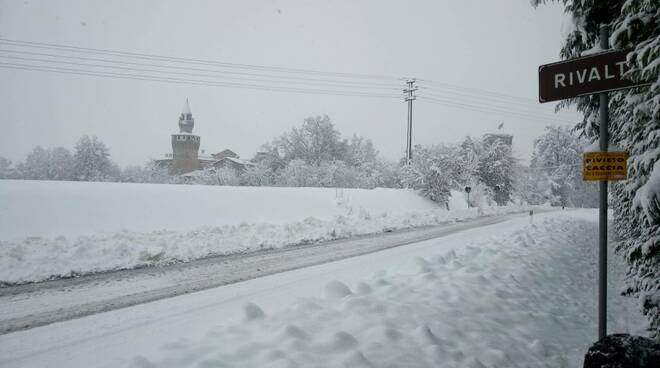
[0,115,597,209]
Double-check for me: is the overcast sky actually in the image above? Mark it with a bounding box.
[0,0,579,167]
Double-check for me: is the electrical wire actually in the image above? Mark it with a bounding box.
[0,48,401,89]
[0,62,402,99]
[417,92,569,122]
[0,38,404,81]
[0,53,401,91]
[0,38,578,127]
[417,96,576,125]
[418,79,537,104]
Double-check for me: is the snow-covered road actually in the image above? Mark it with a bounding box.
[0,210,646,368]
[0,211,538,335]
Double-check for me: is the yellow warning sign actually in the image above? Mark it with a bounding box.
[583,151,628,181]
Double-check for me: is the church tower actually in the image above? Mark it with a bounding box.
[171,98,200,174]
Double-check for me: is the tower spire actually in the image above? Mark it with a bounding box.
[178,98,194,133]
[182,98,191,115]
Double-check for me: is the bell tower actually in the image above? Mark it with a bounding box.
[171,98,200,174]
[178,98,194,133]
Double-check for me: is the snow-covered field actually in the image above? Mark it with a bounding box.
[0,180,536,284]
[0,211,644,368]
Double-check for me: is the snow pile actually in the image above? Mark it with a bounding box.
[129,212,645,368]
[0,180,441,241]
[0,180,537,284]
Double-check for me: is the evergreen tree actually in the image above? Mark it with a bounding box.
[533,0,660,336]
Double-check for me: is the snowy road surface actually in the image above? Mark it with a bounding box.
[0,211,539,335]
[0,210,645,368]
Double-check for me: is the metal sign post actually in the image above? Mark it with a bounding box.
[598,24,610,340]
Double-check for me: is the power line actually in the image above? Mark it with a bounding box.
[0,48,401,89]
[0,38,404,81]
[417,96,575,125]
[0,52,567,123]
[0,60,571,125]
[418,87,549,111]
[418,78,537,104]
[418,92,570,122]
[0,53,401,91]
[0,38,578,128]
[0,62,402,99]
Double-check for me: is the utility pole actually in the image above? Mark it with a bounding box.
[403,78,417,164]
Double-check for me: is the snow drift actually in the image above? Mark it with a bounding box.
[127,211,644,368]
[0,180,443,240]
[0,180,530,284]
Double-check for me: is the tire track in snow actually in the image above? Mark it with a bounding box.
[0,210,554,335]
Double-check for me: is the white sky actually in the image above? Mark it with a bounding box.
[0,0,579,167]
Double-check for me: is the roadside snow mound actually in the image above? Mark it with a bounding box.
[0,180,535,284]
[128,212,645,368]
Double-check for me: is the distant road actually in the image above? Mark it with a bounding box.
[0,209,555,335]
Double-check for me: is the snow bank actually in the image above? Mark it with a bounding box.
[128,211,645,368]
[0,180,531,284]
[0,180,440,240]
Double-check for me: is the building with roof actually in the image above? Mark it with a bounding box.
[155,99,253,175]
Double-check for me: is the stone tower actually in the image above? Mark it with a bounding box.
[170,98,200,174]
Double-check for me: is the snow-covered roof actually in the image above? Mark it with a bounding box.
[224,157,255,166]
[182,98,191,115]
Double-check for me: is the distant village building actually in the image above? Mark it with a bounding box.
[155,99,253,175]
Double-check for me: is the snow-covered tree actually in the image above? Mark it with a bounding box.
[458,136,481,181]
[73,135,115,182]
[273,115,348,166]
[276,159,320,187]
[512,165,554,205]
[478,140,515,205]
[0,156,12,179]
[531,125,597,207]
[533,0,660,336]
[120,161,171,183]
[345,135,378,168]
[49,147,75,181]
[260,114,399,189]
[19,146,50,180]
[241,162,275,186]
[400,145,459,205]
[188,166,240,186]
[16,146,75,181]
